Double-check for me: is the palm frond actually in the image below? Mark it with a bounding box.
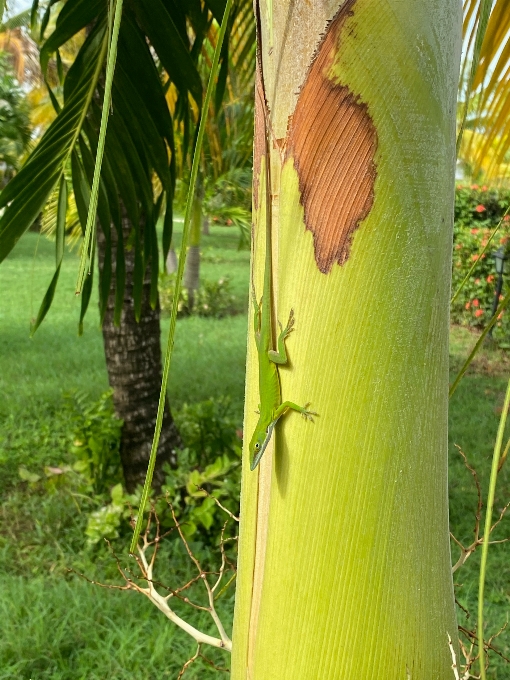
[0,0,254,330]
[460,0,510,181]
[0,22,107,262]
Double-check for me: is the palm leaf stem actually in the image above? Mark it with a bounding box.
[76,0,123,294]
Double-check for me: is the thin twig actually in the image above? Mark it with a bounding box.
[177,645,200,680]
[455,596,470,620]
[169,504,232,648]
[451,446,510,574]
[194,485,240,522]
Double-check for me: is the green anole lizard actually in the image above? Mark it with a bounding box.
[248,87,316,471]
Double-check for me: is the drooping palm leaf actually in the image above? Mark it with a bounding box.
[30,174,67,334]
[457,0,494,154]
[0,22,107,262]
[76,0,123,294]
[460,0,510,180]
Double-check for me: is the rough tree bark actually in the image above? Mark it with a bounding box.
[97,208,181,492]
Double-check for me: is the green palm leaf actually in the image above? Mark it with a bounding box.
[459,0,510,179]
[0,24,107,263]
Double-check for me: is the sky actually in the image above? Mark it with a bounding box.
[7,0,32,15]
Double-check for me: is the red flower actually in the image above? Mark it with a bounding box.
[475,204,486,213]
[455,243,462,250]
[475,309,484,318]
[475,278,481,284]
[471,228,479,234]
[465,302,471,310]
[482,185,488,192]
[504,215,510,222]
[498,312,504,320]
[471,184,479,190]
[473,299,480,307]
[487,275,495,283]
[471,254,479,261]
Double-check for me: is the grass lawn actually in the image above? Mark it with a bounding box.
[1,227,510,676]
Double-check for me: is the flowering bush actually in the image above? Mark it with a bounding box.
[452,185,510,345]
[455,184,510,228]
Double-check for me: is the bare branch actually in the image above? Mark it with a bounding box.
[71,504,234,653]
[169,504,233,649]
[194,485,240,522]
[177,645,200,680]
[451,446,510,573]
[177,645,230,679]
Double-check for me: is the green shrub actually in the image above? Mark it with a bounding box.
[67,390,123,496]
[455,184,510,228]
[174,396,240,468]
[452,186,510,345]
[5,392,242,559]
[82,396,242,547]
[159,272,239,318]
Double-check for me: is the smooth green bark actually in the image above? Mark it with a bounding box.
[232,1,462,678]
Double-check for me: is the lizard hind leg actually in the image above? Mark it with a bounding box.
[268,309,295,365]
[280,308,295,338]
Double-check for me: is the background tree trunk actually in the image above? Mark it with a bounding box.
[97,207,181,492]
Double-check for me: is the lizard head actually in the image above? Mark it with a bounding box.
[249,420,275,471]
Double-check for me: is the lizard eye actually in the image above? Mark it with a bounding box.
[255,443,260,449]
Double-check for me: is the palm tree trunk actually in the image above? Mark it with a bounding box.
[231,1,462,677]
[97,206,181,492]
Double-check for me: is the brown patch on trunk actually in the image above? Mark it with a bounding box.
[286,0,378,273]
[253,60,266,212]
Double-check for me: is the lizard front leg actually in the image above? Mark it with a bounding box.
[273,401,317,422]
[268,309,294,364]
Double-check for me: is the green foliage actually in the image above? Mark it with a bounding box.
[0,225,243,674]
[0,51,31,184]
[174,396,240,467]
[159,272,240,318]
[452,185,510,344]
[205,168,252,246]
[0,0,251,326]
[85,396,242,546]
[3,388,241,551]
[175,168,252,248]
[9,390,122,499]
[85,482,131,544]
[203,167,252,215]
[67,390,123,496]
[455,184,510,228]
[0,406,76,499]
